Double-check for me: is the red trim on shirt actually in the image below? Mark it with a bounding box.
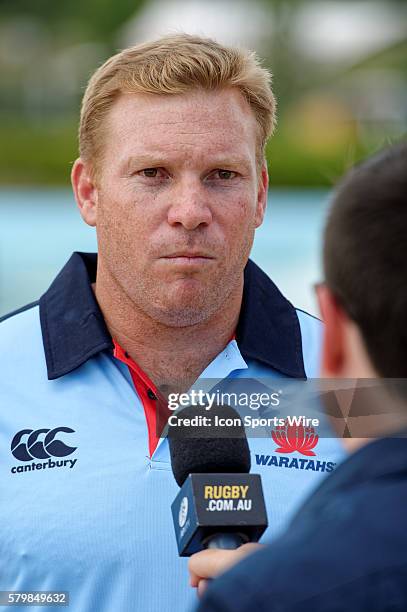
[113,332,236,457]
[113,340,170,457]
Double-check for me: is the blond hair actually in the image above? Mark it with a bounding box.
[79,33,276,172]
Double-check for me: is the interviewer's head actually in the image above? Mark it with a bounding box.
[317,143,407,381]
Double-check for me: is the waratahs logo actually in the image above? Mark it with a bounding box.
[11,427,77,461]
[256,420,336,473]
[272,421,318,456]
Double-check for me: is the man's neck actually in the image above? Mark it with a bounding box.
[94,271,243,396]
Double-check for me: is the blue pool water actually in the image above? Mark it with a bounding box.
[0,188,330,318]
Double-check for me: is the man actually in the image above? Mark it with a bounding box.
[190,143,407,611]
[0,34,343,611]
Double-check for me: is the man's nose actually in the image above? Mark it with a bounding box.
[167,180,213,230]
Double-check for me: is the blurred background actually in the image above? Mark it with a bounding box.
[0,0,406,317]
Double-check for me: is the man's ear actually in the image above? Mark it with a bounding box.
[316,284,348,377]
[254,161,268,228]
[71,158,98,227]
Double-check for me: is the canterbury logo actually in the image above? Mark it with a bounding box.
[271,421,318,456]
[11,427,77,462]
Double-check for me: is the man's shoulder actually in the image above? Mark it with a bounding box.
[0,301,39,326]
[294,308,323,378]
[295,307,322,325]
[199,458,407,612]
[0,301,42,358]
[200,541,407,612]
[295,307,323,344]
[200,511,407,612]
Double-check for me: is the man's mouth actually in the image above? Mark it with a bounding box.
[162,251,215,264]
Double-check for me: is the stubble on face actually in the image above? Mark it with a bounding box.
[94,88,264,329]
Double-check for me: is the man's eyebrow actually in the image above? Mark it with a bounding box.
[120,154,254,174]
[208,157,253,170]
[120,155,166,174]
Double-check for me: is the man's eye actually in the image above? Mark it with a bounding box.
[141,168,159,178]
[212,170,237,180]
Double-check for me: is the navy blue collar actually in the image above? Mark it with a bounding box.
[40,252,306,380]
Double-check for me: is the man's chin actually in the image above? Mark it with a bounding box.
[147,294,217,327]
[154,303,212,327]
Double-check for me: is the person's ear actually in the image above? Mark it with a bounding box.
[316,284,348,377]
[254,161,268,228]
[71,158,98,227]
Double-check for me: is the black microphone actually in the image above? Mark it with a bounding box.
[168,403,268,556]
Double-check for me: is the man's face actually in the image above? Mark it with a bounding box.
[92,88,267,326]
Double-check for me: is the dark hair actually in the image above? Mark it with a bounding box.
[323,142,407,377]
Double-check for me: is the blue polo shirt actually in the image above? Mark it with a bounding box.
[0,253,344,612]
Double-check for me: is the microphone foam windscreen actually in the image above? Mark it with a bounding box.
[168,404,251,486]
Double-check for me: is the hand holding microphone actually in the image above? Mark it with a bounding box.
[189,543,262,598]
[168,403,268,594]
